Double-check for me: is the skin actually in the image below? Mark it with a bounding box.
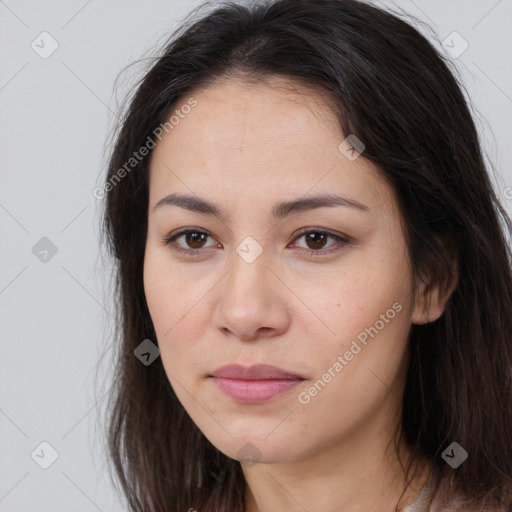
[143,76,451,512]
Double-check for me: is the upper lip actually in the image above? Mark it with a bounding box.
[210,364,303,380]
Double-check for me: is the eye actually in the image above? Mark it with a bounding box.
[290,228,350,256]
[162,228,217,256]
[161,228,351,257]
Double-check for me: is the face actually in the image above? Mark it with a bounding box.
[143,76,423,465]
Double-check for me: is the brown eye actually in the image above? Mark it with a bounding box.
[292,229,350,256]
[163,228,350,258]
[304,232,329,250]
[162,229,218,256]
[183,232,208,249]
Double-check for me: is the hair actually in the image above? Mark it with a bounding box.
[100,0,512,510]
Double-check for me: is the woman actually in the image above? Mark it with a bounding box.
[101,0,512,510]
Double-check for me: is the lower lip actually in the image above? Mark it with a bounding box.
[211,377,303,403]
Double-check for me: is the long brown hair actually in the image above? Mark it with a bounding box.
[99,1,512,510]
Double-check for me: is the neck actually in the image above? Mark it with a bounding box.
[243,408,431,512]
[244,446,430,512]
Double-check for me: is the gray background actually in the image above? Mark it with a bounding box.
[0,0,511,510]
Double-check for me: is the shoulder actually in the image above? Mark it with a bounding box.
[401,466,510,512]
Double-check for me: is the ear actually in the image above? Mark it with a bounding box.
[411,240,459,325]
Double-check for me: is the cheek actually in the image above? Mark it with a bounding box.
[144,244,199,329]
[143,249,214,379]
[298,251,412,335]
[293,288,412,447]
[144,251,185,350]
[295,253,414,390]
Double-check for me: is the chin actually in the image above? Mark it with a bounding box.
[198,422,300,465]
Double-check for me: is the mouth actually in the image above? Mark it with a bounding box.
[209,364,305,404]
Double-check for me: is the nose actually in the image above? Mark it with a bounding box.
[211,249,291,342]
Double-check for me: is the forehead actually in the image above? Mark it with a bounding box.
[148,76,393,216]
[158,77,339,151]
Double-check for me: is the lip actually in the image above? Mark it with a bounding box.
[211,364,303,380]
[209,364,304,403]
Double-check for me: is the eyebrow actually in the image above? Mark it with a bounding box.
[152,192,369,220]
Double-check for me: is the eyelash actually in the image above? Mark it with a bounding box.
[161,228,351,258]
